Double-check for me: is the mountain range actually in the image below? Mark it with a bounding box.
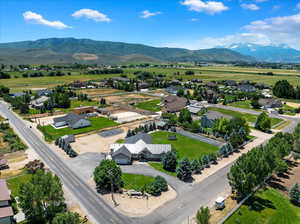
[0,38,254,65]
[225,43,300,63]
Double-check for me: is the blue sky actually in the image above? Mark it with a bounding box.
[1,0,300,49]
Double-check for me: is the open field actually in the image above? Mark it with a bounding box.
[125,67,300,86]
[151,131,219,160]
[3,66,300,92]
[225,187,300,224]
[75,88,124,97]
[122,173,155,191]
[135,99,161,112]
[208,107,283,127]
[38,117,118,141]
[0,73,130,92]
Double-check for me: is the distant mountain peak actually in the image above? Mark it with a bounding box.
[222,42,300,63]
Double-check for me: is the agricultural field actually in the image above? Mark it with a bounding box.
[38,117,118,141]
[208,107,283,128]
[125,66,300,86]
[0,73,131,92]
[150,131,219,160]
[135,99,161,112]
[3,66,300,92]
[122,173,155,191]
[225,187,300,224]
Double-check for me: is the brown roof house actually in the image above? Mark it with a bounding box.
[0,179,14,224]
[163,95,188,113]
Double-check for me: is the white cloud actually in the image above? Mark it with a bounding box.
[297,3,300,10]
[140,10,161,18]
[23,11,71,29]
[181,0,229,15]
[72,9,111,22]
[241,3,260,11]
[165,13,300,50]
[191,18,199,21]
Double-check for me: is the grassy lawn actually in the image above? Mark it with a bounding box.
[225,188,300,224]
[7,173,33,197]
[135,99,161,112]
[228,100,261,111]
[148,162,177,177]
[38,117,118,141]
[122,173,155,191]
[208,107,283,128]
[150,131,219,160]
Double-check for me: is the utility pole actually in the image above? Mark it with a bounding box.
[108,169,118,207]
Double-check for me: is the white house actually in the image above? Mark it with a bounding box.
[109,133,171,165]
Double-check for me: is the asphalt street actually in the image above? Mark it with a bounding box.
[1,101,299,224]
[0,102,132,224]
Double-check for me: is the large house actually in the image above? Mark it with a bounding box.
[109,133,171,165]
[53,113,91,129]
[163,95,188,113]
[30,96,49,108]
[0,180,14,224]
[201,111,232,128]
[258,98,282,109]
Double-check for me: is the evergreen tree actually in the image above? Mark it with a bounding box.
[176,158,192,181]
[162,151,177,172]
[290,183,300,205]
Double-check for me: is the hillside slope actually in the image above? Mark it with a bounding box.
[0,38,255,64]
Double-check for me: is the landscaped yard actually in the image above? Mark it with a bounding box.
[150,131,219,160]
[148,162,177,177]
[7,172,33,196]
[225,187,300,224]
[208,107,283,128]
[122,173,155,191]
[228,100,259,111]
[135,99,161,112]
[38,117,118,141]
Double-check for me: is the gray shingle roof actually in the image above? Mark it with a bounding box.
[125,133,152,144]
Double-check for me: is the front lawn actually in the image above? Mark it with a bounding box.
[225,188,300,224]
[38,117,118,141]
[208,107,283,128]
[228,100,260,111]
[122,173,155,191]
[150,131,219,160]
[7,173,33,197]
[135,99,161,112]
[148,162,177,177]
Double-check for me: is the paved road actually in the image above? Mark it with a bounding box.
[1,101,299,224]
[0,102,132,224]
[176,128,224,147]
[121,164,189,194]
